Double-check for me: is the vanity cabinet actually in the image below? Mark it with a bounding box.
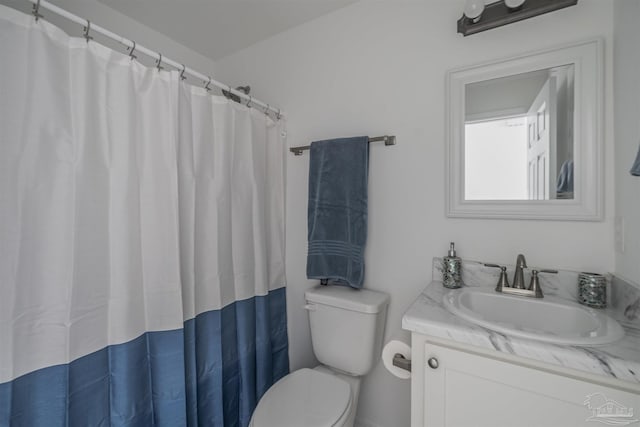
[411,334,640,427]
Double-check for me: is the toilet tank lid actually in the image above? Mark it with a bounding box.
[305,285,390,313]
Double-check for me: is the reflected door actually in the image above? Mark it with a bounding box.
[527,76,557,200]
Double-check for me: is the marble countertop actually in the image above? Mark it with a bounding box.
[402,260,640,387]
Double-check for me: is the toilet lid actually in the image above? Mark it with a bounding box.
[251,368,351,427]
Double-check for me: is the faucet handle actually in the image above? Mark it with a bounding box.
[527,269,557,298]
[528,270,543,298]
[484,263,510,292]
[484,263,502,268]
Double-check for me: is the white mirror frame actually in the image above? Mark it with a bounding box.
[446,39,603,221]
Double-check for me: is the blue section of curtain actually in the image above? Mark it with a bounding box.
[0,288,288,427]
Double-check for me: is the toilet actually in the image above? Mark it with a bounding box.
[250,284,390,427]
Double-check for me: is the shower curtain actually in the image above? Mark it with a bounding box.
[0,5,288,427]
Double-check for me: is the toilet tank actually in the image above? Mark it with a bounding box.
[305,285,390,376]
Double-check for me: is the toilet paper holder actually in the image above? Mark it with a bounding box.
[392,353,412,372]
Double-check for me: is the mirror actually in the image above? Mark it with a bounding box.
[446,39,603,220]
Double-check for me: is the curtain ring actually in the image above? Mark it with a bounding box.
[204,77,212,92]
[246,96,253,108]
[83,20,93,43]
[264,104,270,115]
[128,40,137,60]
[276,109,282,120]
[179,64,187,81]
[156,53,164,71]
[32,0,43,21]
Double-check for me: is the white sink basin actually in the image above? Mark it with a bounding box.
[443,287,625,345]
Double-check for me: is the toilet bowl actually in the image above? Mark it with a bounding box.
[249,367,354,427]
[249,285,389,427]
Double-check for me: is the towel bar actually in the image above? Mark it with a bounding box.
[289,135,396,156]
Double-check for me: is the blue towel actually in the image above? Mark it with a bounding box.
[306,136,369,289]
[631,143,640,176]
[556,159,574,194]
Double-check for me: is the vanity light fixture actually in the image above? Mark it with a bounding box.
[457,0,578,37]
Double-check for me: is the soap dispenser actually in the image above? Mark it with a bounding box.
[443,242,463,289]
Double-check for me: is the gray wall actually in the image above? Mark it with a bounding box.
[465,69,548,120]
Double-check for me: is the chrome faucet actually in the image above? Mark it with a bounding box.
[485,254,558,299]
[513,254,527,289]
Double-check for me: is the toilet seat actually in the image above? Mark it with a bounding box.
[250,368,352,427]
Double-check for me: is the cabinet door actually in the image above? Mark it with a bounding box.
[423,343,640,427]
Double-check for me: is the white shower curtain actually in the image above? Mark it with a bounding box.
[0,5,288,426]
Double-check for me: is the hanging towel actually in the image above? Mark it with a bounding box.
[631,143,640,176]
[306,136,369,288]
[556,159,574,197]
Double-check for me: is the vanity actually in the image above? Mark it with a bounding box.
[403,259,640,427]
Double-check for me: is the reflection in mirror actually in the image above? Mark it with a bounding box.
[464,64,574,201]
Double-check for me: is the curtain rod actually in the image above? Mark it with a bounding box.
[289,135,396,156]
[26,0,284,120]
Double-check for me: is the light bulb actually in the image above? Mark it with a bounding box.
[464,0,485,23]
[505,0,525,10]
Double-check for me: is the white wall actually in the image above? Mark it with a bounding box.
[0,0,217,76]
[215,1,615,426]
[614,0,640,286]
